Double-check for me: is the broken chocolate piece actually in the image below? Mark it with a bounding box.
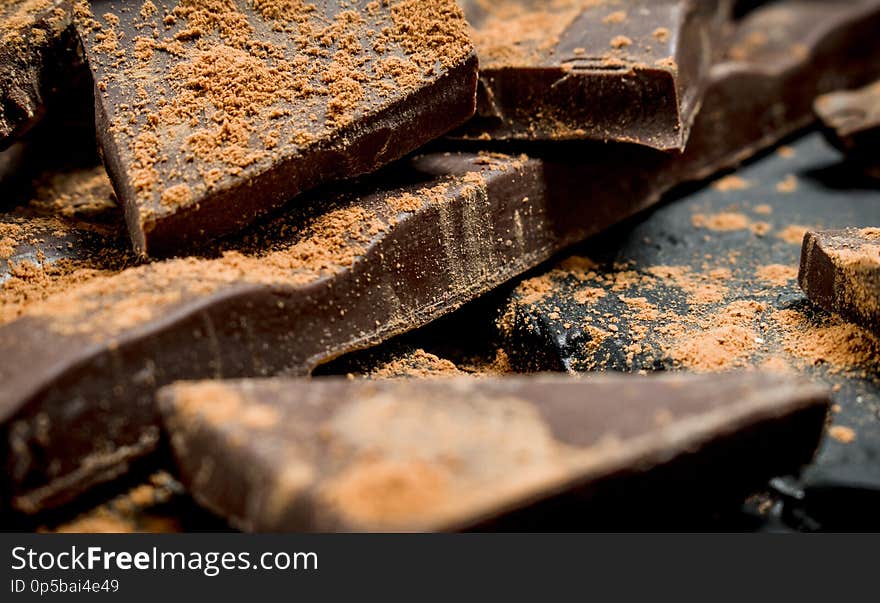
[800,228,880,334]
[158,373,828,532]
[815,81,880,178]
[455,0,732,150]
[77,0,478,256]
[0,0,81,147]
[2,0,879,514]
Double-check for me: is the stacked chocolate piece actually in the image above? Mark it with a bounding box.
[1,0,879,532]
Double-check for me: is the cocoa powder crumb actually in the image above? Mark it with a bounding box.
[603,11,626,24]
[712,174,750,192]
[776,174,798,193]
[691,212,751,232]
[610,35,631,49]
[777,224,811,245]
[828,425,856,444]
[755,263,797,286]
[368,349,465,379]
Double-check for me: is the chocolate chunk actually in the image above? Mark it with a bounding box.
[800,229,880,334]
[2,0,879,514]
[158,373,828,532]
[0,0,80,147]
[77,0,478,256]
[454,0,732,150]
[815,81,880,177]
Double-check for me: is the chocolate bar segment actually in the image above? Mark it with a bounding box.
[2,0,879,514]
[815,81,880,178]
[455,0,731,150]
[77,0,478,256]
[0,0,78,147]
[800,229,880,334]
[158,373,828,532]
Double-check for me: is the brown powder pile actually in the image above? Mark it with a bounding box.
[666,300,765,372]
[712,174,751,192]
[0,165,136,325]
[828,425,856,444]
[367,349,466,379]
[755,263,798,286]
[28,167,119,219]
[691,211,751,232]
[515,274,556,304]
[773,308,880,376]
[610,35,631,49]
[777,224,811,245]
[776,174,798,193]
[647,265,729,305]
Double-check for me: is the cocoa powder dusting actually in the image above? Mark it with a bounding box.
[7,168,486,337]
[367,349,466,379]
[77,0,473,225]
[0,165,135,326]
[465,0,604,68]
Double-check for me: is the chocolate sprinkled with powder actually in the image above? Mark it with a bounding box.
[157,373,828,532]
[799,228,880,334]
[454,0,733,149]
[0,0,78,145]
[77,0,477,255]
[0,162,135,326]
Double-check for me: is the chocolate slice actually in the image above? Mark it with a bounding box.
[0,0,79,147]
[454,0,732,150]
[800,228,880,334]
[2,0,879,514]
[814,81,880,178]
[158,373,828,532]
[77,0,478,256]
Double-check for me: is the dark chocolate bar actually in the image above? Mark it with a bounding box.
[158,373,828,532]
[454,0,732,150]
[815,80,880,177]
[2,0,878,514]
[0,0,79,147]
[800,228,880,334]
[77,0,478,256]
